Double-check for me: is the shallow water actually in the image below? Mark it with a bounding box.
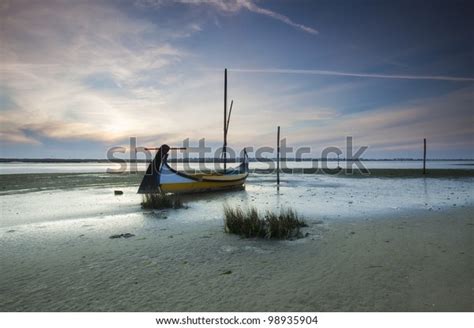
[1,160,473,174]
[0,173,472,229]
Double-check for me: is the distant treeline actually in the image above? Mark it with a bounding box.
[0,158,472,163]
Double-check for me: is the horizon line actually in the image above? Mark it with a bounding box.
[1,158,473,162]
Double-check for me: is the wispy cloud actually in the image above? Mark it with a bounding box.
[139,0,318,35]
[0,0,196,145]
[284,86,474,157]
[239,0,318,35]
[230,68,474,82]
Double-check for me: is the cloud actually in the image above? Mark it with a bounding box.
[0,0,196,145]
[138,0,318,35]
[241,1,318,35]
[283,86,474,156]
[0,129,40,145]
[0,0,235,150]
[230,68,474,82]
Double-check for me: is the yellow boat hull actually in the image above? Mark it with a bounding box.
[158,162,248,194]
[160,179,246,193]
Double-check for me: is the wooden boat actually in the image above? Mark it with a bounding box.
[137,144,248,194]
[137,69,249,194]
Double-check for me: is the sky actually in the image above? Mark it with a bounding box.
[1,0,473,159]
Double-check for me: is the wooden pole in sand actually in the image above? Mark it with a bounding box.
[223,69,227,171]
[277,126,280,186]
[423,138,427,174]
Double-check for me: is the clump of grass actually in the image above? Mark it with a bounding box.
[141,193,183,209]
[265,207,307,239]
[223,205,307,239]
[224,206,266,238]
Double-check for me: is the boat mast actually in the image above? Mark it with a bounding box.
[223,68,227,171]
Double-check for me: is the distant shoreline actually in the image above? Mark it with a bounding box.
[1,158,473,163]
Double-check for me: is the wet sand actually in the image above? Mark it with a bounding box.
[0,172,473,311]
[1,168,473,194]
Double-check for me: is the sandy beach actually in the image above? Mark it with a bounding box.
[0,170,472,311]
